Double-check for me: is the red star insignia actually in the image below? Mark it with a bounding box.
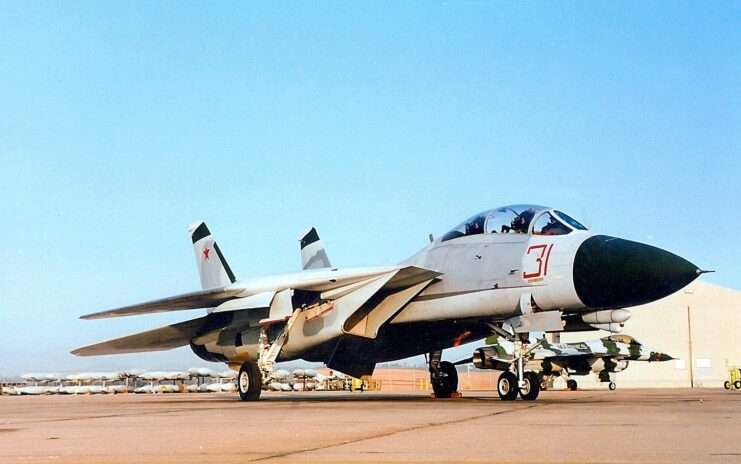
[203,247,211,260]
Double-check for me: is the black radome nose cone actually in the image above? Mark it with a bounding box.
[573,235,700,310]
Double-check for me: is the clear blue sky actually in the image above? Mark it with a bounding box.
[1,2,738,374]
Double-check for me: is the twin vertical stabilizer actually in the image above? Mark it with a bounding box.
[188,221,327,287]
[189,221,237,289]
[299,227,332,270]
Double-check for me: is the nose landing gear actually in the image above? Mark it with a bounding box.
[487,323,544,401]
[497,370,540,401]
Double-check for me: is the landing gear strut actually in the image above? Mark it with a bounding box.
[507,333,541,401]
[248,305,303,401]
[428,350,459,398]
[237,359,262,401]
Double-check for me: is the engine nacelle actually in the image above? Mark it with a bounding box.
[190,326,262,364]
[472,347,512,371]
[190,341,228,363]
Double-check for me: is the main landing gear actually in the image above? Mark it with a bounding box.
[541,372,586,391]
[597,371,616,390]
[237,358,262,401]
[238,305,303,401]
[428,350,459,398]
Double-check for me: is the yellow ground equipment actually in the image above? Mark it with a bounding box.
[723,367,741,390]
[351,377,365,391]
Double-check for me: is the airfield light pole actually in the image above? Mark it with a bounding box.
[687,305,695,388]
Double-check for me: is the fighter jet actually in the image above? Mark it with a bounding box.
[72,205,703,401]
[465,334,672,399]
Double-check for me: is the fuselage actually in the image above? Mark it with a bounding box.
[396,230,588,323]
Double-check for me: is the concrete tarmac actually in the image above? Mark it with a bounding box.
[1,388,740,463]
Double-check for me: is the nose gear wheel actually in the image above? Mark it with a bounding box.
[497,371,519,401]
[519,371,540,400]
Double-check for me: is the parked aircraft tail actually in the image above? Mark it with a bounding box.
[189,221,236,289]
[299,227,331,270]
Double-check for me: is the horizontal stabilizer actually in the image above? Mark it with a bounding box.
[80,286,243,320]
[71,316,208,356]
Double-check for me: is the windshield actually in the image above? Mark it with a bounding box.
[441,205,547,242]
[554,211,588,230]
[532,212,571,236]
[441,205,589,242]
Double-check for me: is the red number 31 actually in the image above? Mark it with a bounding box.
[523,244,554,279]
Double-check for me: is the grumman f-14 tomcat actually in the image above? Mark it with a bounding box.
[73,205,705,401]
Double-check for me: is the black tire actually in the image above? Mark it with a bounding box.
[724,381,731,390]
[431,361,458,398]
[608,382,617,391]
[566,379,578,391]
[519,372,540,401]
[734,380,741,390]
[237,359,262,401]
[497,371,519,401]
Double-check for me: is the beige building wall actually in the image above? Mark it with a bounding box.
[560,281,741,388]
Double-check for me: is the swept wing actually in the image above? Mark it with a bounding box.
[74,265,442,358]
[72,315,209,356]
[80,286,243,320]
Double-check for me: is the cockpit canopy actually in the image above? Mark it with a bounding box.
[441,205,588,242]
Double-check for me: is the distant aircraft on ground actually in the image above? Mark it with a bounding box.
[72,205,703,401]
[461,333,672,398]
